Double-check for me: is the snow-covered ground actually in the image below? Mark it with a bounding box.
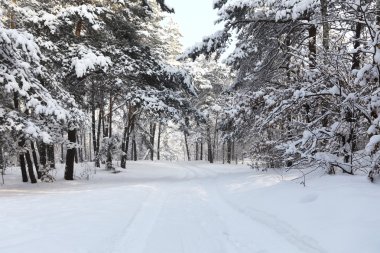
[0,161,379,253]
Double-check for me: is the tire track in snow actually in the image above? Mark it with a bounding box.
[110,186,166,253]
[180,164,256,253]
[183,163,327,253]
[211,174,328,253]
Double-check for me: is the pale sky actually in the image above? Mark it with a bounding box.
[165,0,223,50]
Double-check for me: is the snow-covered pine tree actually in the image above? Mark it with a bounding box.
[181,0,380,179]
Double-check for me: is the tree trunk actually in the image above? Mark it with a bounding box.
[19,139,28,182]
[83,132,87,161]
[125,129,131,162]
[31,142,41,179]
[222,142,225,164]
[308,23,317,69]
[13,92,19,110]
[213,114,218,161]
[232,140,235,164]
[200,138,203,160]
[75,19,83,37]
[74,142,78,164]
[352,23,362,70]
[77,133,83,163]
[92,105,97,160]
[106,93,114,171]
[0,146,4,184]
[207,126,213,163]
[25,147,37,184]
[103,116,108,138]
[61,132,64,164]
[89,132,92,161]
[131,137,135,161]
[38,141,47,167]
[227,139,232,164]
[320,0,329,51]
[19,153,28,182]
[157,122,162,160]
[90,105,97,162]
[95,107,102,167]
[47,144,55,169]
[64,129,77,180]
[195,142,199,160]
[184,130,190,161]
[122,105,137,167]
[121,125,128,168]
[149,123,156,161]
[108,93,113,138]
[377,0,380,25]
[133,138,137,161]
[77,133,81,162]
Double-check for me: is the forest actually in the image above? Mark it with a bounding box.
[1,0,380,184]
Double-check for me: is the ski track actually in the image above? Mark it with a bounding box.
[183,164,326,253]
[211,175,327,253]
[110,186,167,253]
[0,162,337,253]
[108,163,327,253]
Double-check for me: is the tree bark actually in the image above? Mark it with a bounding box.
[95,106,102,167]
[75,19,83,37]
[149,123,156,161]
[106,93,114,171]
[184,130,190,161]
[121,125,128,168]
[0,146,4,184]
[200,138,203,160]
[83,132,87,161]
[232,140,235,164]
[92,104,97,160]
[121,106,135,168]
[132,137,137,161]
[131,136,134,161]
[64,129,77,180]
[47,144,55,169]
[213,114,218,161]
[157,122,162,160]
[74,141,78,164]
[38,141,47,167]
[19,153,28,182]
[320,0,329,51]
[308,23,317,69]
[25,147,37,184]
[77,132,84,163]
[13,92,19,110]
[31,142,41,179]
[19,139,28,182]
[89,132,92,161]
[195,142,199,160]
[61,132,64,164]
[222,142,225,164]
[207,126,213,163]
[227,139,232,164]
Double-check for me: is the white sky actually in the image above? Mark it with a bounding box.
[165,0,223,50]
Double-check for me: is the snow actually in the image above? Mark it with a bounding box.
[0,161,379,253]
[71,47,112,78]
[366,135,380,153]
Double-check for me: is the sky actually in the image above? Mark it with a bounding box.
[165,0,223,50]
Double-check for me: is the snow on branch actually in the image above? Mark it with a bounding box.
[366,135,380,154]
[179,30,229,61]
[31,4,106,34]
[70,47,112,78]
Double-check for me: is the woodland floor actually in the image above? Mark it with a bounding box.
[0,161,379,253]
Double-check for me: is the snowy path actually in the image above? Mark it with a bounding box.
[0,161,379,253]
